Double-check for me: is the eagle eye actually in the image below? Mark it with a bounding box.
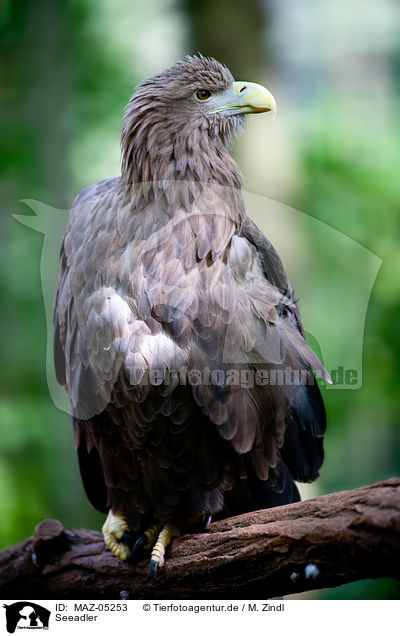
[196,89,211,101]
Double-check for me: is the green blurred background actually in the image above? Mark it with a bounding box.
[0,0,399,599]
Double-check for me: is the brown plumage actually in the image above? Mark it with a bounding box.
[54,55,328,562]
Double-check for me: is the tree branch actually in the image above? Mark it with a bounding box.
[0,478,399,599]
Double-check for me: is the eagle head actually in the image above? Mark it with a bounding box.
[121,55,276,188]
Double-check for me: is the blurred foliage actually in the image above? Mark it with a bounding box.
[297,103,400,488]
[181,0,268,78]
[0,0,398,599]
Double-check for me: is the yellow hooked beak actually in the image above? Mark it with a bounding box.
[232,81,277,115]
[207,81,277,118]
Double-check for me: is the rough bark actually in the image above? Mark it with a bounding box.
[0,479,399,600]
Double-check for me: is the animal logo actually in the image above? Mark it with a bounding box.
[2,602,50,633]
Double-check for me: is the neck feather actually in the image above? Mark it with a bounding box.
[121,103,243,193]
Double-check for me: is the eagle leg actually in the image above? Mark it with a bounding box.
[149,523,178,581]
[102,510,131,561]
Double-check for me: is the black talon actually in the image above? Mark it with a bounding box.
[120,530,135,546]
[131,534,146,560]
[150,559,159,582]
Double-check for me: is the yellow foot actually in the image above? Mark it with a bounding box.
[102,510,131,561]
[150,524,177,581]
